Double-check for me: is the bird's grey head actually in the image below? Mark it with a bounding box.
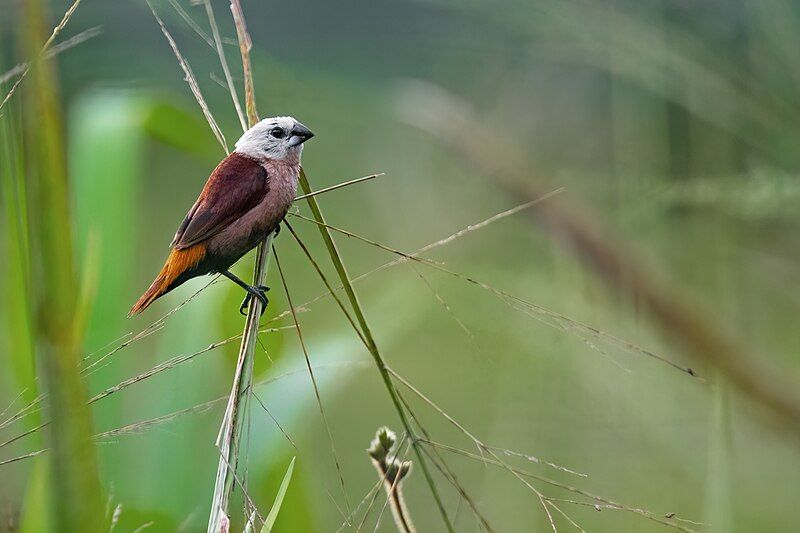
[234,116,314,161]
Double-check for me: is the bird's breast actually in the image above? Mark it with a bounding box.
[207,161,299,257]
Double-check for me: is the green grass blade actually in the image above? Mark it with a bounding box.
[298,168,454,532]
[260,457,296,533]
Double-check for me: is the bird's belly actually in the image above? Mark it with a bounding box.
[206,188,294,262]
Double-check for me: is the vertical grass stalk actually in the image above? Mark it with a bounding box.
[298,169,455,532]
[208,235,272,533]
[207,2,268,531]
[17,0,103,529]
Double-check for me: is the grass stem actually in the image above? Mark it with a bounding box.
[298,168,455,532]
[16,0,103,529]
[207,2,267,530]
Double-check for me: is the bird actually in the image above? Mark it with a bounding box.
[129,116,314,317]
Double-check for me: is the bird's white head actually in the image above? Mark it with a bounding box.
[234,116,314,161]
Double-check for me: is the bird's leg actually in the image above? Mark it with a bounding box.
[220,270,270,316]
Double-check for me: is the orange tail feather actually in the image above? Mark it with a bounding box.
[129,245,206,316]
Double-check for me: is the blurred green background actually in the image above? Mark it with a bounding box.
[3,0,800,531]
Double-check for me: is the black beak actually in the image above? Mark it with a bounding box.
[288,123,314,146]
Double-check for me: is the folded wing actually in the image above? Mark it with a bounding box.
[171,153,270,249]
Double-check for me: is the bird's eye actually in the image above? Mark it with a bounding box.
[270,127,286,139]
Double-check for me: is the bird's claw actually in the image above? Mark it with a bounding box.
[239,285,270,316]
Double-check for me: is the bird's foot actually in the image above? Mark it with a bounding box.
[239,285,270,316]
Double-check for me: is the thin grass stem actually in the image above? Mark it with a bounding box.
[229,0,257,125]
[0,26,102,85]
[290,211,696,377]
[166,0,214,49]
[294,173,384,201]
[146,0,228,153]
[1,193,540,437]
[396,391,495,532]
[207,2,270,530]
[273,246,353,518]
[0,0,83,112]
[402,83,800,431]
[201,0,247,131]
[206,234,271,533]
[283,221,367,347]
[298,168,456,532]
[1,361,370,471]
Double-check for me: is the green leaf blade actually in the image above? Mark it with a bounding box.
[260,456,296,533]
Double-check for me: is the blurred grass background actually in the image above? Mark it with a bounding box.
[2,0,800,531]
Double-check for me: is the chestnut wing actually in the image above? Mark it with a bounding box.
[171,153,269,249]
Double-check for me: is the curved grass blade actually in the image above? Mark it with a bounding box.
[260,457,296,533]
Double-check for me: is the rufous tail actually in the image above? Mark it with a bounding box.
[129,245,206,316]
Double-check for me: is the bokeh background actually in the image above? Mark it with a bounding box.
[3,0,800,531]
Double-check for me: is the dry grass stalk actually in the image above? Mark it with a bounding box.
[0,26,102,85]
[0,193,554,445]
[0,0,83,112]
[167,0,214,48]
[397,82,800,431]
[146,0,229,153]
[422,440,696,532]
[297,168,456,532]
[2,361,370,470]
[207,236,272,533]
[289,209,695,377]
[391,368,697,532]
[294,173,384,201]
[229,0,258,126]
[207,2,268,531]
[201,0,247,131]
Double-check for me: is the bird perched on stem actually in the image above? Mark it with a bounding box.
[129,116,314,317]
